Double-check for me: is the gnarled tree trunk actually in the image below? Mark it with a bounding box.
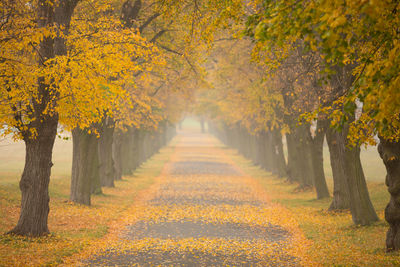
[378,137,400,251]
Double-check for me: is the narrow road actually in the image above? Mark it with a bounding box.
[89,130,303,266]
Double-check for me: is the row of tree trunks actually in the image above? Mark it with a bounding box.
[70,121,176,206]
[282,120,329,199]
[211,120,327,198]
[211,122,286,178]
[211,119,377,225]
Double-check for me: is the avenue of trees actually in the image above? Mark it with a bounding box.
[1,0,400,253]
[195,0,400,252]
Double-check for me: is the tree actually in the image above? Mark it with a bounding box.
[0,0,79,236]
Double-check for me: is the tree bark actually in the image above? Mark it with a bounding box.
[137,129,146,165]
[310,120,330,199]
[90,144,102,195]
[132,128,141,168]
[272,129,287,178]
[293,125,313,187]
[98,117,116,187]
[9,118,58,236]
[121,127,135,175]
[326,127,350,210]
[345,140,379,225]
[378,137,400,251]
[286,132,299,182]
[327,124,378,224]
[267,131,279,174]
[261,131,274,172]
[112,129,123,181]
[70,128,99,205]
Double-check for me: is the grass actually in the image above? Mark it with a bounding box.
[0,136,175,266]
[227,146,400,266]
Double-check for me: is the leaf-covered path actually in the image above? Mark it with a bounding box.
[87,130,311,266]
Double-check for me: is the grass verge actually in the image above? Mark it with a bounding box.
[227,148,400,266]
[0,144,174,266]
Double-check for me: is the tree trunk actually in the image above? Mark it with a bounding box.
[260,131,272,172]
[90,144,102,195]
[98,117,116,187]
[70,128,99,205]
[286,132,299,182]
[378,137,400,251]
[272,129,287,178]
[112,129,123,181]
[293,125,313,187]
[121,127,135,175]
[345,141,379,225]
[132,128,141,169]
[267,131,279,174]
[137,130,146,165]
[310,120,330,199]
[326,127,350,210]
[9,118,58,236]
[327,125,378,224]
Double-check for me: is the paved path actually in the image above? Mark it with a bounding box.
[88,131,302,266]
